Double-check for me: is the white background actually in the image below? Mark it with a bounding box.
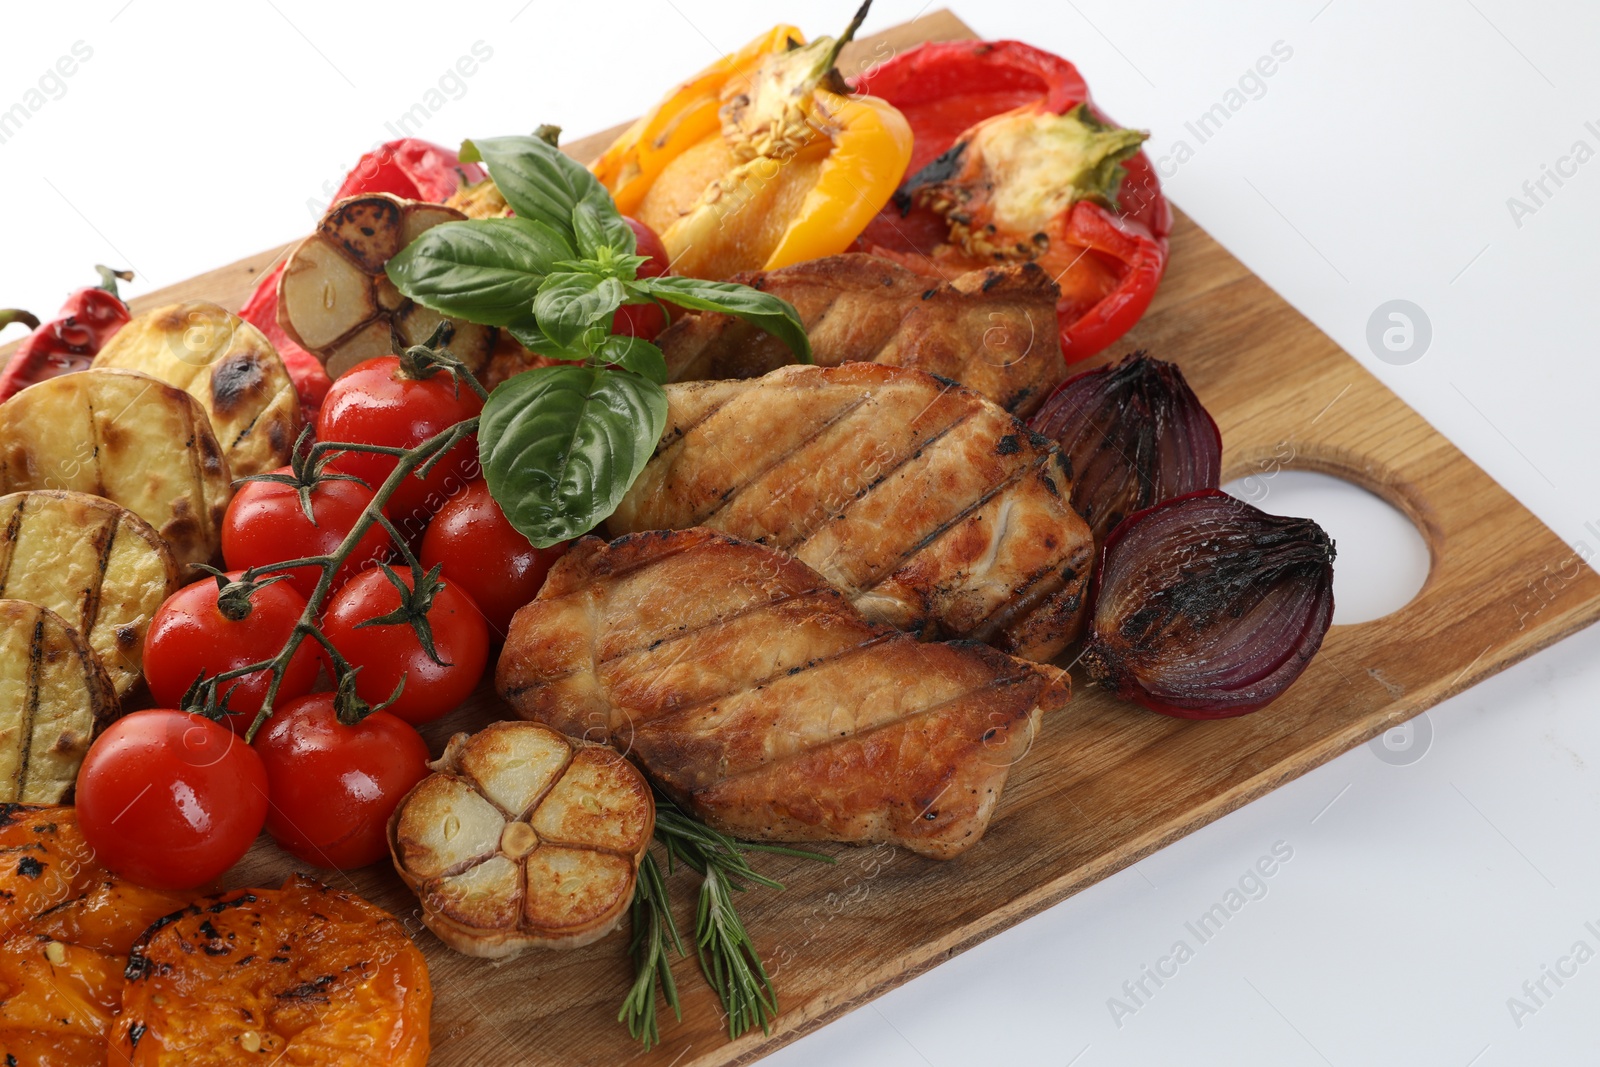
[5,2,1599,1064]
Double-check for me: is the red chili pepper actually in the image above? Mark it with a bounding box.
[851,40,1171,364]
[0,266,133,401]
[239,139,484,416]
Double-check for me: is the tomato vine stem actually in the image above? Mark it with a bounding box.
[184,415,481,739]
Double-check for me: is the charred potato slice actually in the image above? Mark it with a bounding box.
[0,490,179,697]
[279,193,496,379]
[0,600,118,803]
[108,875,432,1066]
[0,368,233,571]
[390,721,654,958]
[92,300,301,478]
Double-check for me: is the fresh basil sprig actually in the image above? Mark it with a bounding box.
[386,134,811,547]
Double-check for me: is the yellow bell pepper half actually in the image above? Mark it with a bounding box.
[591,25,802,219]
[590,19,913,280]
[760,87,911,272]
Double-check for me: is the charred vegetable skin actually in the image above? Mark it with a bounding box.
[110,875,432,1066]
[1030,351,1221,544]
[1083,490,1336,718]
[852,40,1170,363]
[238,137,483,414]
[0,266,131,401]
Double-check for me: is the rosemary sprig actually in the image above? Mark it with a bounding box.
[619,852,682,1049]
[626,794,834,1044]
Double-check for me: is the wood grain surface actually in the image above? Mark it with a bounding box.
[8,11,1600,1066]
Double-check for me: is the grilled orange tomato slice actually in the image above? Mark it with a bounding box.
[0,805,195,1067]
[108,874,431,1066]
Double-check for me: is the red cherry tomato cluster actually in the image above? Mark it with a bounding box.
[65,217,676,887]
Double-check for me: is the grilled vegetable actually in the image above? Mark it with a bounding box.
[390,720,654,958]
[0,490,179,697]
[0,265,132,402]
[0,805,196,1064]
[278,193,496,379]
[0,368,233,572]
[109,874,432,1066]
[92,300,301,478]
[596,7,914,279]
[1029,351,1222,545]
[854,39,1171,362]
[0,600,118,804]
[1082,490,1336,717]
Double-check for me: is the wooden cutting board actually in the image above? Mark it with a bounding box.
[8,10,1599,1065]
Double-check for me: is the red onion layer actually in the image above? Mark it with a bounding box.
[1029,351,1221,545]
[1082,489,1336,718]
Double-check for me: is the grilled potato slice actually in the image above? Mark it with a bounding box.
[0,368,233,571]
[0,490,179,697]
[279,193,495,378]
[92,300,301,478]
[0,600,118,804]
[390,721,654,958]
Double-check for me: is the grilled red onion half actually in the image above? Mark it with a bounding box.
[1030,351,1222,545]
[1082,490,1336,718]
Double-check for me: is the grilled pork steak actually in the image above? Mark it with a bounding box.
[608,362,1095,661]
[497,529,1069,859]
[656,253,1067,417]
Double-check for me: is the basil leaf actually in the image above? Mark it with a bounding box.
[461,135,610,241]
[534,272,626,350]
[595,334,667,385]
[480,365,667,548]
[387,217,573,326]
[628,275,811,363]
[573,185,637,259]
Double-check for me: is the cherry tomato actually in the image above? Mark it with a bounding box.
[143,572,322,734]
[75,710,269,890]
[253,693,431,869]
[315,356,484,530]
[613,216,670,340]
[419,479,567,636]
[322,565,490,725]
[221,469,392,601]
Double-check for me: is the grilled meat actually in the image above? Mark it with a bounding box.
[497,529,1069,859]
[608,362,1095,661]
[656,253,1067,417]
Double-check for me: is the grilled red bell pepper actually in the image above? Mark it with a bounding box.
[851,40,1171,364]
[239,139,484,415]
[0,266,132,401]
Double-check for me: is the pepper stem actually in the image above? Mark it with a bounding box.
[94,266,134,299]
[0,310,40,334]
[819,0,872,88]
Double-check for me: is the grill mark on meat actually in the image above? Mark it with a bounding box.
[596,586,839,670]
[614,366,1094,660]
[626,628,903,752]
[845,450,1041,595]
[685,669,1042,792]
[688,392,875,529]
[741,402,981,553]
